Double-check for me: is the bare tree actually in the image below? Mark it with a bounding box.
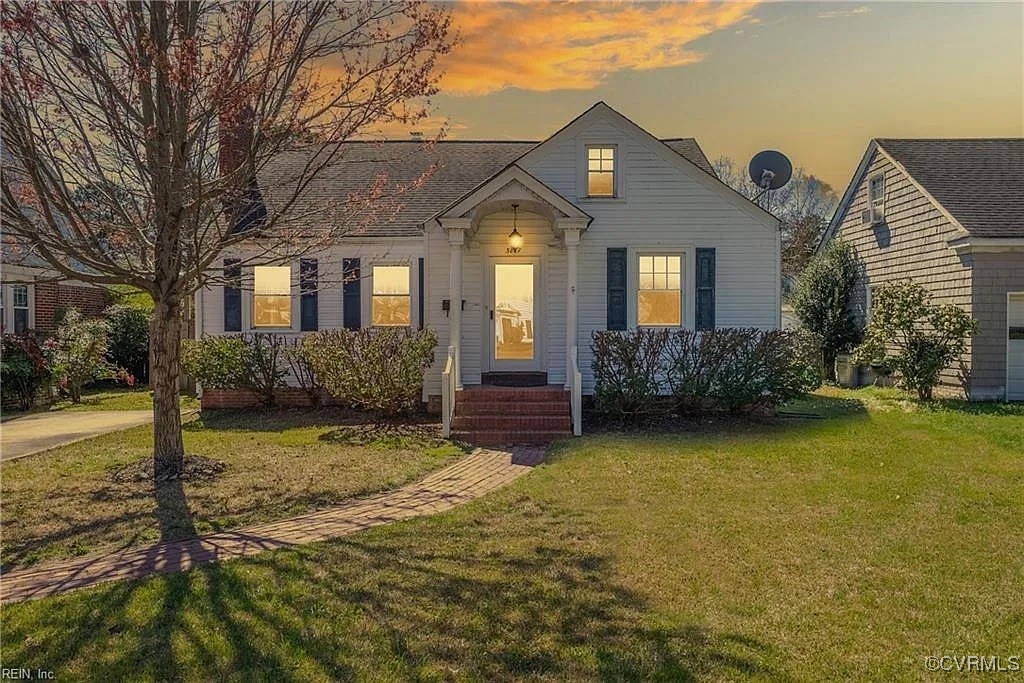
[713,156,838,279]
[1,1,453,478]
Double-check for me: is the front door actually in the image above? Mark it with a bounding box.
[488,258,541,372]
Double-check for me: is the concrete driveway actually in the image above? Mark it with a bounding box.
[0,411,153,462]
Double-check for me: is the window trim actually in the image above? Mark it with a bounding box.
[578,141,626,202]
[632,250,690,329]
[370,263,413,328]
[1,283,34,333]
[585,144,617,198]
[251,264,294,330]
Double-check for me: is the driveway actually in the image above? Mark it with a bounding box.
[0,411,153,462]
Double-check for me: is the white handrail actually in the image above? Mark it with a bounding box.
[441,345,456,437]
[570,345,582,436]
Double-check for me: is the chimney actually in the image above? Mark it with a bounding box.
[219,105,255,177]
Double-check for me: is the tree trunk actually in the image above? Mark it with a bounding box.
[150,295,185,479]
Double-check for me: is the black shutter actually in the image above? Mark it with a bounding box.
[696,248,716,331]
[417,257,425,330]
[300,258,318,331]
[223,258,242,332]
[607,248,627,330]
[343,258,361,329]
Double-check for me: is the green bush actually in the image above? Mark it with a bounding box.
[284,338,322,406]
[104,304,150,384]
[181,336,250,390]
[1,333,52,410]
[591,328,669,423]
[666,328,822,413]
[591,328,822,423]
[245,334,289,407]
[50,308,113,402]
[303,328,437,415]
[791,238,860,378]
[852,281,977,400]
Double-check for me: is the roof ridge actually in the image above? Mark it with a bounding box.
[875,137,1024,142]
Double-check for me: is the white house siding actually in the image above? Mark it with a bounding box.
[518,113,780,394]
[832,149,973,389]
[197,239,425,388]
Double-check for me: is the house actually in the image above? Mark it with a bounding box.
[0,242,108,334]
[197,102,782,441]
[819,138,1024,401]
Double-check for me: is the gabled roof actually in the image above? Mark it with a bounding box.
[257,131,717,238]
[822,138,1024,247]
[435,163,591,224]
[876,138,1023,238]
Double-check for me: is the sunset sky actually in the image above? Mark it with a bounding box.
[404,1,1023,190]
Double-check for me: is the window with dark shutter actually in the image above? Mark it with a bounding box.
[342,258,361,329]
[695,248,716,331]
[300,258,318,331]
[223,258,242,332]
[607,248,627,330]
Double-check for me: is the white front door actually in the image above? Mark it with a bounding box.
[488,257,542,372]
[1008,293,1024,401]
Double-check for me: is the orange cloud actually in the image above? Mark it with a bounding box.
[440,0,761,95]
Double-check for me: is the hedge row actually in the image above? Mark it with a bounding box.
[592,328,822,423]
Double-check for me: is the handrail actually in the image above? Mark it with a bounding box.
[570,345,582,436]
[441,345,456,437]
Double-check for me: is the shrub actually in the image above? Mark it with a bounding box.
[852,281,977,400]
[591,329,670,423]
[791,238,860,379]
[284,338,322,406]
[245,333,289,407]
[49,308,113,402]
[104,304,150,384]
[1,333,52,410]
[666,328,822,413]
[304,328,437,415]
[181,336,250,390]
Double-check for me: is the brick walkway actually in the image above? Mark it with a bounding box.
[0,447,544,604]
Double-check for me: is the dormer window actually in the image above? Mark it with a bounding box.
[587,146,615,197]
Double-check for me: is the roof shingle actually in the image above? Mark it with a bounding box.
[876,138,1024,238]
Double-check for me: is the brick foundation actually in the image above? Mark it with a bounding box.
[200,387,432,412]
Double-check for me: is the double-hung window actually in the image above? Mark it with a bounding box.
[638,255,682,326]
[12,285,29,333]
[372,265,411,326]
[587,147,616,197]
[253,266,291,328]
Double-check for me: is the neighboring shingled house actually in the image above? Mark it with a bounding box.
[820,138,1024,401]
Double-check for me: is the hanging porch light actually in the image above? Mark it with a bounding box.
[508,204,524,251]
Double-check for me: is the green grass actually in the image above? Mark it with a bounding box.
[0,411,464,569]
[49,387,199,413]
[2,389,1022,680]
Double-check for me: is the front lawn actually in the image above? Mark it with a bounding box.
[0,411,464,569]
[2,389,1022,680]
[49,386,199,413]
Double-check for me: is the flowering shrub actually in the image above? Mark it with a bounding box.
[49,308,113,402]
[852,281,977,400]
[303,328,437,415]
[1,333,53,410]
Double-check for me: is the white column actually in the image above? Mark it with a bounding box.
[564,226,581,389]
[447,226,465,390]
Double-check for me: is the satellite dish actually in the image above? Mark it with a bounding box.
[748,150,792,191]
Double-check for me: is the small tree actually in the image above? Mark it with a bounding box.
[50,308,112,402]
[852,281,977,400]
[791,239,859,379]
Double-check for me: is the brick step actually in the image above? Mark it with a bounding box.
[451,430,572,447]
[456,401,569,416]
[458,386,568,402]
[452,415,571,431]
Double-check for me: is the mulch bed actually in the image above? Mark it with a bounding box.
[110,454,227,485]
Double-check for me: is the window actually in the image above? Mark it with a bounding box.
[12,284,29,333]
[253,266,291,327]
[868,173,885,212]
[638,255,682,326]
[372,265,411,326]
[587,146,615,197]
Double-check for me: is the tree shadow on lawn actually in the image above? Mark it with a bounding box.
[3,525,786,681]
[187,407,441,434]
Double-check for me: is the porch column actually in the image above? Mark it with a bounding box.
[563,225,582,389]
[446,224,466,390]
